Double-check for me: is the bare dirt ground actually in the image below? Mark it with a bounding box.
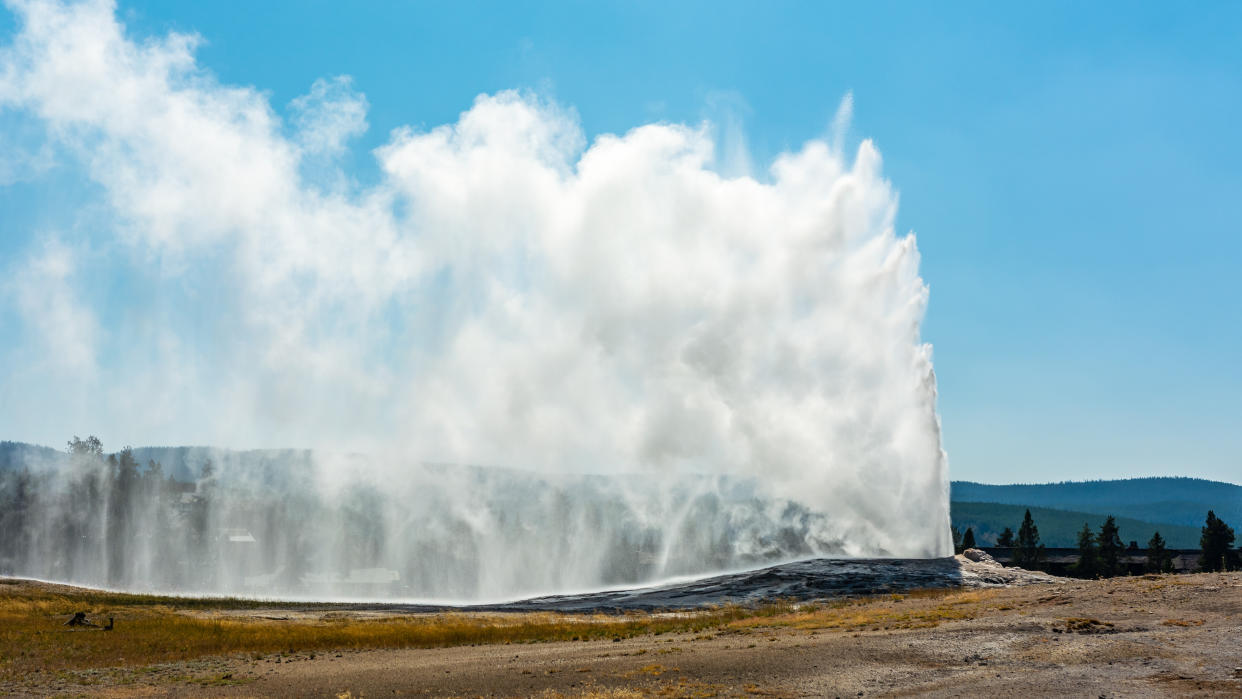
[4,570,1241,698]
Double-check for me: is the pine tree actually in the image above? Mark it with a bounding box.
[144,459,163,493]
[1199,510,1236,572]
[996,527,1015,548]
[1074,523,1099,578]
[116,447,140,501]
[950,525,963,554]
[961,527,976,550]
[1146,531,1171,573]
[1014,510,1044,569]
[105,447,140,586]
[1097,515,1123,577]
[67,435,104,457]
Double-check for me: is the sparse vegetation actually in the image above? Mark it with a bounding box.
[971,507,1238,578]
[1013,509,1044,569]
[1147,531,1172,573]
[3,572,1240,696]
[1160,618,1204,627]
[1198,510,1237,572]
[0,580,798,681]
[1060,617,1114,633]
[950,501,1203,548]
[728,588,992,633]
[961,527,976,550]
[0,580,1008,683]
[1097,516,1123,577]
[1072,522,1099,578]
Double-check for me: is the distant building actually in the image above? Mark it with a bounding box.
[302,567,403,597]
[217,527,262,584]
[981,547,1202,575]
[221,528,257,544]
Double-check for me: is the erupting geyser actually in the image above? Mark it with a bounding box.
[0,0,950,600]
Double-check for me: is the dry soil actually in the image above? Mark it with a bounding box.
[3,571,1240,698]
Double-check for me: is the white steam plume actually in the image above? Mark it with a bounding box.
[0,0,950,597]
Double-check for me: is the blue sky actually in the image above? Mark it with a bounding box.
[1,1,1240,485]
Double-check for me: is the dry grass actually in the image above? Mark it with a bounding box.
[1160,618,1205,627]
[0,580,1005,684]
[0,579,792,681]
[728,588,994,632]
[546,677,730,698]
[1060,617,1115,632]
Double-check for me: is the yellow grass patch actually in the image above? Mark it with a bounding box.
[728,589,994,632]
[1061,617,1114,632]
[0,579,1003,685]
[0,580,793,681]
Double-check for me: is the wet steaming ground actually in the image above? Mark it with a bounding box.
[328,556,1052,614]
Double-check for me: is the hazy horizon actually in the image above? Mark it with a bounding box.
[4,439,1240,489]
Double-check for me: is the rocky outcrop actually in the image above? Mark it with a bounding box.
[956,549,1060,587]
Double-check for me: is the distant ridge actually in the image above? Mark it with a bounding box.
[0,441,315,483]
[951,477,1242,529]
[5,441,1240,542]
[951,501,1204,548]
[0,441,60,469]
[953,476,1241,501]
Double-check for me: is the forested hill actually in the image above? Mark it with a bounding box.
[124,446,315,483]
[6,441,1240,533]
[0,441,61,471]
[950,502,1203,548]
[0,441,315,483]
[951,477,1242,528]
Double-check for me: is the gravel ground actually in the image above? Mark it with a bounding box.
[4,570,1239,697]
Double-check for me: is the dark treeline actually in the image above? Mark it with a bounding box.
[950,478,1242,530]
[0,437,854,599]
[0,435,504,594]
[0,435,523,595]
[952,508,1239,577]
[0,436,297,591]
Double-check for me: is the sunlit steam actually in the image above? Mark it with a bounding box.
[0,0,950,600]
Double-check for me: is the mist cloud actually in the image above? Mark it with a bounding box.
[0,0,950,562]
